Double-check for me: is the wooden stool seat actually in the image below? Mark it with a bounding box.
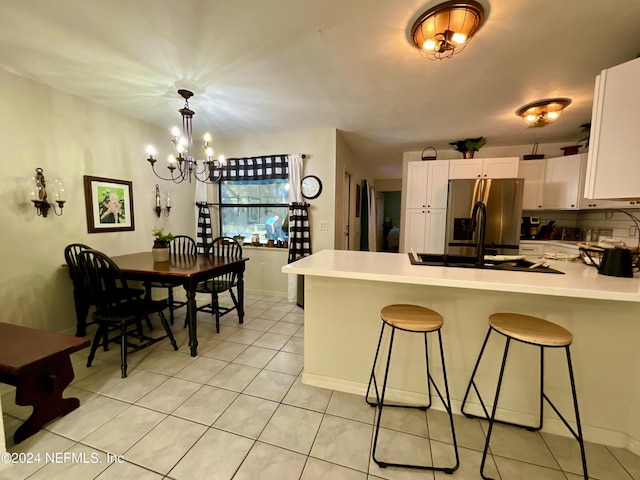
[489,313,573,347]
[381,304,443,332]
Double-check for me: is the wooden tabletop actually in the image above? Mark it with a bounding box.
[110,252,249,279]
[0,322,90,377]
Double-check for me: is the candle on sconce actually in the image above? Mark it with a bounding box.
[155,184,161,207]
[166,191,171,207]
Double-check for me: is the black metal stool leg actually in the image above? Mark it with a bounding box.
[365,323,387,407]
[371,326,395,468]
[566,347,589,479]
[370,324,459,473]
[480,337,511,480]
[433,329,460,473]
[461,327,493,419]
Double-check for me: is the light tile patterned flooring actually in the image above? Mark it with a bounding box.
[1,292,639,480]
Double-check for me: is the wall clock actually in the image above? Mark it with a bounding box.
[301,175,322,199]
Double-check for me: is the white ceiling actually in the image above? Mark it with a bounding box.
[1,0,639,177]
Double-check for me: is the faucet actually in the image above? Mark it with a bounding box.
[471,201,487,266]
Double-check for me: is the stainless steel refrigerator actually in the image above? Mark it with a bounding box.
[445,178,524,257]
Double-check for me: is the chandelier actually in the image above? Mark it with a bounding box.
[146,89,226,183]
[516,98,572,128]
[410,1,485,60]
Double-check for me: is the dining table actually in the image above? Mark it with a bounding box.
[110,252,249,357]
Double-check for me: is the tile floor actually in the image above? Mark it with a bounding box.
[1,292,639,480]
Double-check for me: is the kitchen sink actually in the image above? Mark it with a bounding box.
[408,253,564,274]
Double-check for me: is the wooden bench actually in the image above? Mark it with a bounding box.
[0,322,90,443]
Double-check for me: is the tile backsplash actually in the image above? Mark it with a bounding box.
[522,209,640,247]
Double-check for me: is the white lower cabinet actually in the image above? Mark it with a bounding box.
[404,208,446,254]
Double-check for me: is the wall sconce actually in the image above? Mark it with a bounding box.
[30,168,66,217]
[154,184,171,217]
[410,1,485,60]
[516,98,572,128]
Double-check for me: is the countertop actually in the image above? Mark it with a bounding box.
[282,249,640,302]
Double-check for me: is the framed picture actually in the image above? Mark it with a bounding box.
[83,176,135,233]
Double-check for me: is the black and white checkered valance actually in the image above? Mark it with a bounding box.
[218,155,289,181]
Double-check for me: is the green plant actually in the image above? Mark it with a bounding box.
[152,228,175,247]
[579,123,591,149]
[449,137,487,152]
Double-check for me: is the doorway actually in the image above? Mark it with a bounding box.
[378,191,401,252]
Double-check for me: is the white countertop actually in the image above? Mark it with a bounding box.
[282,249,640,302]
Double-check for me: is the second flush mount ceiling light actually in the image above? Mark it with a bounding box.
[516,98,572,128]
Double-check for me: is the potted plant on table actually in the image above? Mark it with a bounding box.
[449,137,487,158]
[152,228,175,262]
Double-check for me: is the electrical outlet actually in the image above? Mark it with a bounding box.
[630,225,637,236]
[319,220,328,230]
[260,262,266,271]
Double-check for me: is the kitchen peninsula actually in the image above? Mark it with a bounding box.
[282,249,640,454]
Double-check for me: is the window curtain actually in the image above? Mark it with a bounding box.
[196,202,213,254]
[360,180,369,250]
[359,180,377,251]
[288,202,312,263]
[367,183,377,252]
[287,154,304,302]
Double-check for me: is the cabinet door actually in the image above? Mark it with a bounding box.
[426,161,450,208]
[449,159,483,179]
[404,209,427,252]
[585,57,640,199]
[482,157,519,178]
[424,208,447,254]
[519,160,545,210]
[406,161,429,208]
[543,154,585,210]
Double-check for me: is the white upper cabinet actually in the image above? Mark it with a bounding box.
[585,56,640,200]
[406,160,450,209]
[449,157,519,179]
[519,160,546,210]
[542,154,611,210]
[543,154,584,210]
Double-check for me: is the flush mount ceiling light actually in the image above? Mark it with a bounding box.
[516,98,572,128]
[410,0,485,60]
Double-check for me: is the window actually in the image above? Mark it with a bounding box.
[214,154,291,245]
[219,179,289,244]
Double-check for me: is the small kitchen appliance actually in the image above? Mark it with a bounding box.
[521,216,541,239]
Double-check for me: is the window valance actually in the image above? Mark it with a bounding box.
[219,154,288,181]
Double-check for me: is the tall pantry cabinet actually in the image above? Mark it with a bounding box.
[404,160,449,254]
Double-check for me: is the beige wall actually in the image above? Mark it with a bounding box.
[0,69,197,333]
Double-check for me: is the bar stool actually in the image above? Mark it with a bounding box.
[461,313,588,480]
[365,304,459,473]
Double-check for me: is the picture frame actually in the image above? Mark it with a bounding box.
[83,175,135,233]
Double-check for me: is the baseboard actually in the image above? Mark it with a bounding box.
[301,371,640,455]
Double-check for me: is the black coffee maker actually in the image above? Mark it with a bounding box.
[521,216,541,239]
